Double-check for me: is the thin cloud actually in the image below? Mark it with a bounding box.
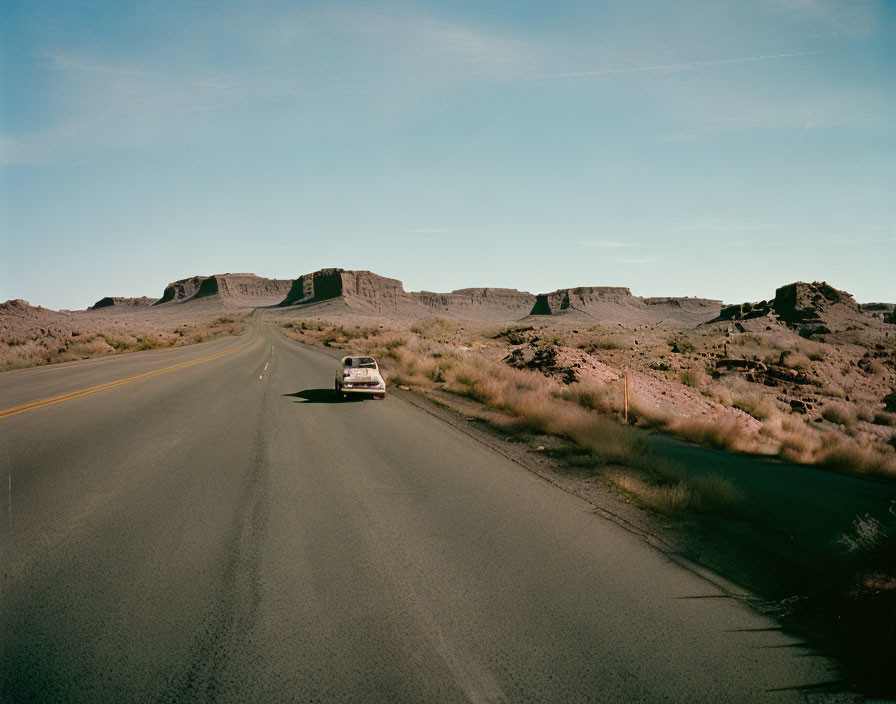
[243,245,306,251]
[753,235,894,249]
[35,51,152,77]
[9,6,541,165]
[672,219,786,233]
[391,229,473,243]
[406,228,475,234]
[616,257,659,265]
[192,69,259,90]
[580,240,642,248]
[770,0,885,38]
[553,51,821,78]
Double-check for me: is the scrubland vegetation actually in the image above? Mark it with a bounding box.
[0,315,244,371]
[279,317,896,483]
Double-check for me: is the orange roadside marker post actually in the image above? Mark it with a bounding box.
[624,371,629,424]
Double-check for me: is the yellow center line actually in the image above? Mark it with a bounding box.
[0,337,255,420]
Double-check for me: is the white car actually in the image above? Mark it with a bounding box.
[335,356,386,399]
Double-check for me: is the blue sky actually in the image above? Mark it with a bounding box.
[2,0,893,309]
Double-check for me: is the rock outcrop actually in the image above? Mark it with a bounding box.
[1,299,35,313]
[280,269,405,310]
[89,296,156,310]
[411,288,535,319]
[540,287,635,313]
[155,273,293,307]
[276,268,720,323]
[155,276,209,304]
[528,287,721,324]
[279,269,535,320]
[863,303,896,324]
[0,299,73,340]
[712,281,868,336]
[772,281,859,323]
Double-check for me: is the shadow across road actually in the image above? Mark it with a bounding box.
[283,389,362,404]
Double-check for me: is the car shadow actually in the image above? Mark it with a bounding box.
[283,389,362,404]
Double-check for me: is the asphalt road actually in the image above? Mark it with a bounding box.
[0,314,838,702]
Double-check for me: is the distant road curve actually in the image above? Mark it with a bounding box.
[0,314,839,702]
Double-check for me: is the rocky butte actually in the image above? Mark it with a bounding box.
[528,286,722,324]
[154,273,293,308]
[712,281,876,338]
[89,296,156,310]
[274,268,723,324]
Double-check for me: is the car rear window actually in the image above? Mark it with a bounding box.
[344,357,377,368]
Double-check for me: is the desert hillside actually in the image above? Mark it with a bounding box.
[3,270,894,478]
[0,297,245,370]
[156,273,293,307]
[275,267,723,324]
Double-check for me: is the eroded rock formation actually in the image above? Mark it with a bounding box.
[156,273,292,307]
[712,281,872,337]
[528,286,721,324]
[89,296,156,310]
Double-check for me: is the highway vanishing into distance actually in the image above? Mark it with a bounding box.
[1,313,838,702]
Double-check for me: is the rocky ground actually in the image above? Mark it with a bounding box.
[0,298,247,371]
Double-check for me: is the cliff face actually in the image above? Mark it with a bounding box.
[279,269,403,309]
[156,273,292,307]
[89,296,156,310]
[772,282,859,322]
[276,269,721,323]
[339,271,405,310]
[409,288,535,319]
[156,276,208,304]
[529,287,721,324]
[714,281,868,334]
[535,287,635,314]
[279,269,536,320]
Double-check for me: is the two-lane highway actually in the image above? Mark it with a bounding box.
[1,315,837,701]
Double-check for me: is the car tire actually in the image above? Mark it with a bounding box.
[374,393,385,400]
[334,381,343,399]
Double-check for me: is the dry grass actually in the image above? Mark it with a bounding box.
[731,390,775,420]
[678,370,698,387]
[666,415,754,452]
[771,414,823,464]
[584,338,621,351]
[817,437,896,479]
[768,412,896,478]
[1,315,245,372]
[856,404,876,423]
[559,379,624,416]
[607,470,738,514]
[822,402,857,426]
[782,351,812,371]
[410,318,455,337]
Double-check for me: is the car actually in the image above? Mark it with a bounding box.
[335,355,386,399]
